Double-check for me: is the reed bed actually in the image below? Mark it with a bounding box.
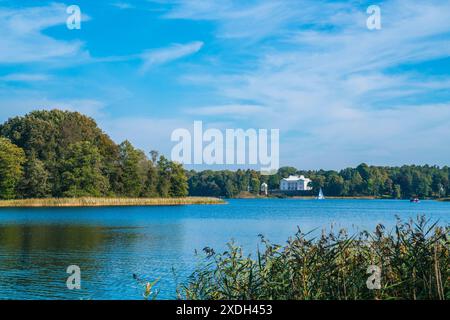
[0,197,224,207]
[178,216,449,300]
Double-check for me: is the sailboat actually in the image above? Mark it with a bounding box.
[317,188,325,200]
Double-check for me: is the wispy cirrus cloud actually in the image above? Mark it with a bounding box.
[162,0,297,40]
[0,96,106,120]
[1,0,450,168]
[101,116,190,154]
[0,3,89,64]
[110,2,135,10]
[156,0,357,41]
[160,0,450,168]
[186,104,270,118]
[0,73,50,82]
[140,41,204,71]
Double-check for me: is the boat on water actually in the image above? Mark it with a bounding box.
[410,197,420,203]
[317,188,325,200]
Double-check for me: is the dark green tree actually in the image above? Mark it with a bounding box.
[61,142,109,197]
[0,138,26,199]
[325,174,345,196]
[118,140,148,197]
[20,153,51,198]
[393,184,402,199]
[157,156,171,197]
[169,162,189,197]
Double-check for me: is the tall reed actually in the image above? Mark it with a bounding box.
[178,216,449,300]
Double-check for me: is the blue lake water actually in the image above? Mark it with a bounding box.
[0,199,449,300]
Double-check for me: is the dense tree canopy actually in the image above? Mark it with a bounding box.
[188,164,450,199]
[0,110,188,199]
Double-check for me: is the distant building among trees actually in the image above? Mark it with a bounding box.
[280,175,312,191]
[187,164,449,199]
[260,182,268,196]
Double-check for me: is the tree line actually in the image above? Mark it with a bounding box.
[0,110,188,199]
[187,164,450,199]
[0,110,448,200]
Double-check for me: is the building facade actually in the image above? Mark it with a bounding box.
[260,182,268,196]
[280,175,312,191]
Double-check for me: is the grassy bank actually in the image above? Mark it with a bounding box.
[0,197,225,208]
[177,217,449,300]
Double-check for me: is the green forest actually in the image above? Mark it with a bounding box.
[187,165,450,199]
[0,109,448,200]
[0,110,188,200]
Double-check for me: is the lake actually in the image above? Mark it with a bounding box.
[0,199,448,300]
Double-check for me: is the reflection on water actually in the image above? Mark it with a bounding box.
[0,217,189,300]
[0,199,449,299]
[0,225,105,299]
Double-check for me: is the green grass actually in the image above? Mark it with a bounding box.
[177,216,449,300]
[0,197,225,207]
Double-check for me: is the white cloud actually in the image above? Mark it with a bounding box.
[186,104,269,118]
[140,41,204,71]
[0,97,106,120]
[0,73,50,82]
[158,0,351,41]
[0,3,88,64]
[169,0,450,168]
[100,117,190,155]
[111,2,135,10]
[2,0,449,169]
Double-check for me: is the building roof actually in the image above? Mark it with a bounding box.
[281,175,311,182]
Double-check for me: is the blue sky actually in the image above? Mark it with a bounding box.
[0,0,449,170]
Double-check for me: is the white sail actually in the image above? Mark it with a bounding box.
[317,188,325,200]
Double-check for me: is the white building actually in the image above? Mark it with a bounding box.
[280,175,312,191]
[260,182,268,196]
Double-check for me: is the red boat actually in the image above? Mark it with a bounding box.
[410,197,420,203]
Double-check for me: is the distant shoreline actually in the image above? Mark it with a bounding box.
[0,197,225,208]
[235,195,376,200]
[233,194,447,200]
[233,191,377,199]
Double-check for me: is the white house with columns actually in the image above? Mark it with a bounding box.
[280,175,312,191]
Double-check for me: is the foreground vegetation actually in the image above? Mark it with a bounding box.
[0,197,224,208]
[178,217,449,300]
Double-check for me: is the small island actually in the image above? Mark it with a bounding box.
[0,110,223,207]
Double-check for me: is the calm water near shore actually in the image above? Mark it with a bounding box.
[0,199,448,300]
